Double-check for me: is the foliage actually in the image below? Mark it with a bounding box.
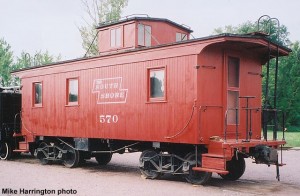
[0,37,60,87]
[11,51,61,86]
[276,42,300,127]
[13,51,61,70]
[0,38,14,86]
[213,21,256,35]
[79,0,128,56]
[212,19,290,46]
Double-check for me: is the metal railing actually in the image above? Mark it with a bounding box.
[262,108,286,141]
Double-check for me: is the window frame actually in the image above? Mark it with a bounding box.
[227,56,240,125]
[176,32,187,42]
[147,66,167,103]
[138,23,152,47]
[32,82,43,108]
[110,27,121,48]
[66,77,79,106]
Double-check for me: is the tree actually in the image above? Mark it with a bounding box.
[10,51,61,86]
[13,51,61,70]
[0,38,14,87]
[79,0,128,56]
[212,19,290,46]
[276,42,300,127]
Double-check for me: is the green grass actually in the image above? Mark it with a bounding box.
[266,131,300,147]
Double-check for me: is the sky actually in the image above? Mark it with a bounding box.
[0,0,299,60]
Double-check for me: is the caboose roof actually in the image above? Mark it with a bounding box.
[12,33,291,75]
[96,16,193,33]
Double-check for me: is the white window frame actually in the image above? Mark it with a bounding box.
[176,33,187,42]
[110,28,121,48]
[67,78,79,105]
[138,24,151,47]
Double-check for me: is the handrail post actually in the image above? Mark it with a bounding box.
[235,108,238,143]
[249,108,252,140]
[245,98,249,141]
[224,110,228,142]
[239,96,255,142]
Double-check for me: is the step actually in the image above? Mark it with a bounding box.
[202,156,226,170]
[192,167,229,175]
[18,142,28,150]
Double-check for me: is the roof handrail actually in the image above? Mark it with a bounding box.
[123,14,149,19]
[257,15,271,34]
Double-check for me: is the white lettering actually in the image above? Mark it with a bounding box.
[112,115,118,123]
[99,115,105,123]
[99,115,119,123]
[109,93,114,98]
[92,77,128,104]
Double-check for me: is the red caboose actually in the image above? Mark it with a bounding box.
[3,16,290,184]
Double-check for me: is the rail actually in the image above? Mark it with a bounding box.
[224,107,260,142]
[262,108,286,141]
[224,107,286,143]
[18,111,35,137]
[14,113,21,133]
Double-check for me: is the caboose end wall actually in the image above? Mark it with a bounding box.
[197,42,264,143]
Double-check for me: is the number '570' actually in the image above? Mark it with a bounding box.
[99,115,118,123]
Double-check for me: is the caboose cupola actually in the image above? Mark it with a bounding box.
[96,16,193,54]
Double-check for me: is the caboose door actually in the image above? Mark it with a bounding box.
[226,56,240,139]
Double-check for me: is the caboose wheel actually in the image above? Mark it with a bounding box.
[62,144,80,168]
[220,155,245,181]
[139,150,160,179]
[0,142,12,160]
[37,142,51,165]
[95,153,112,165]
[184,152,212,185]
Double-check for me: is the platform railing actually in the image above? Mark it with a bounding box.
[262,108,286,141]
[224,107,286,143]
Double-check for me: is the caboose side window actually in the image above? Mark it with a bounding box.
[33,82,42,106]
[227,57,240,124]
[148,68,165,101]
[138,24,151,47]
[176,33,187,42]
[67,78,78,105]
[110,28,121,47]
